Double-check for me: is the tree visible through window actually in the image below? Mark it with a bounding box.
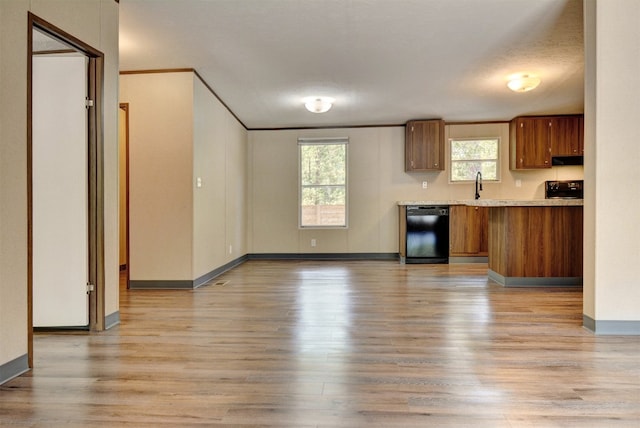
[450,138,500,182]
[299,138,347,227]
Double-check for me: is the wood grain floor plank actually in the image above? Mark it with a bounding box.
[1,260,639,427]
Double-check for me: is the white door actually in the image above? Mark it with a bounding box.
[32,55,89,327]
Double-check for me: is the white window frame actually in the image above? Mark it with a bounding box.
[298,137,349,229]
[449,137,501,183]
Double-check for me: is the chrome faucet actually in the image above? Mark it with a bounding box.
[475,171,483,200]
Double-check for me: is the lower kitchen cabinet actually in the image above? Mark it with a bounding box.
[449,205,488,257]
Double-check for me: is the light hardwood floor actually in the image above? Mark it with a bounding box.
[1,261,639,427]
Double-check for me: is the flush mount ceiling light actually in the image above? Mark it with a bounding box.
[507,74,541,92]
[303,96,335,113]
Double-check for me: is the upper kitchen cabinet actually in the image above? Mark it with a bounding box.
[550,115,584,156]
[510,115,584,170]
[510,116,552,169]
[405,119,445,171]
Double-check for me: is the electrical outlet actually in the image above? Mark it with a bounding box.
[229,245,232,254]
[515,179,522,188]
[422,181,428,189]
[311,239,317,247]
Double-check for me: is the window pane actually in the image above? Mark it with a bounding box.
[450,138,500,182]
[451,160,498,181]
[301,186,345,206]
[481,161,497,180]
[300,144,346,186]
[451,139,498,161]
[299,140,348,227]
[301,186,345,226]
[451,161,481,181]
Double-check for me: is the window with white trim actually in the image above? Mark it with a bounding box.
[449,137,500,182]
[298,137,348,228]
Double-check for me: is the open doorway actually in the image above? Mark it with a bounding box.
[27,13,106,366]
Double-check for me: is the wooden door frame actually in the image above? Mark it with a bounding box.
[27,13,106,367]
[119,103,130,289]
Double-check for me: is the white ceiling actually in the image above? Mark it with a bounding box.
[119,0,584,129]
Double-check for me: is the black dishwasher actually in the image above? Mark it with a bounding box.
[406,206,449,264]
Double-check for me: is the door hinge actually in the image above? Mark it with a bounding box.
[85,98,94,108]
[86,282,95,294]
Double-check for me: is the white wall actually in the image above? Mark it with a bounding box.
[0,0,30,369]
[192,77,248,278]
[0,0,119,371]
[248,123,584,254]
[120,72,194,281]
[583,0,597,322]
[193,78,225,277]
[120,71,248,283]
[224,103,249,266]
[583,0,640,327]
[248,127,408,254]
[102,0,120,319]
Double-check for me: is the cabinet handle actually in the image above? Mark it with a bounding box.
[434,163,438,167]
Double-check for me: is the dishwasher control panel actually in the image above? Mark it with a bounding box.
[407,206,449,216]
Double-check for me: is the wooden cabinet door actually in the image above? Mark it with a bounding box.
[478,206,489,255]
[399,206,407,258]
[449,206,488,256]
[512,117,551,169]
[550,116,582,156]
[405,121,426,170]
[579,115,584,154]
[405,119,444,171]
[449,205,471,255]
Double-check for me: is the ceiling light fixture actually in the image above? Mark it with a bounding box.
[507,74,541,92]
[303,96,334,113]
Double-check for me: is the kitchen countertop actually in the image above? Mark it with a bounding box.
[464,199,583,207]
[398,199,584,207]
[397,200,466,206]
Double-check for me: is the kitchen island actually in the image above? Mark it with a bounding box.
[465,199,583,286]
[398,199,584,287]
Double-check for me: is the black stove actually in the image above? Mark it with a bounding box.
[545,180,583,199]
